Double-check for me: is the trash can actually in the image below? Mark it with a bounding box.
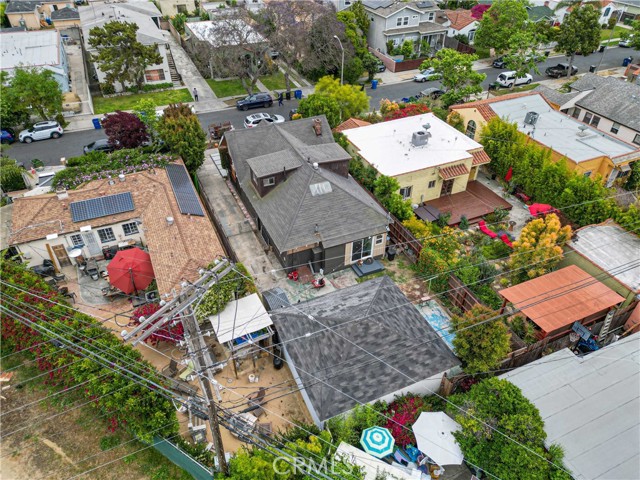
[589,65,596,73]
[623,57,632,67]
[92,118,102,129]
[285,90,291,100]
[599,45,606,53]
[371,79,378,90]
[387,245,397,261]
[294,89,302,100]
[359,83,365,91]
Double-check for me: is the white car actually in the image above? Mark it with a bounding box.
[413,68,442,82]
[496,71,533,88]
[619,35,635,47]
[19,121,64,143]
[243,113,285,128]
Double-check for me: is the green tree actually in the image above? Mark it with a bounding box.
[337,10,368,58]
[556,4,601,76]
[474,0,530,54]
[343,56,365,85]
[507,214,572,284]
[420,49,485,107]
[373,175,413,221]
[89,21,162,92]
[134,98,160,139]
[298,94,341,127]
[157,103,206,173]
[448,377,572,480]
[625,160,640,191]
[349,0,370,37]
[314,76,369,120]
[400,39,413,58]
[0,158,27,191]
[623,20,640,49]
[6,68,62,122]
[449,305,510,373]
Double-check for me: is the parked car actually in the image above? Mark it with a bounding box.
[493,53,545,68]
[492,56,508,68]
[244,113,285,128]
[375,61,386,73]
[1,128,16,144]
[83,138,115,154]
[420,87,446,99]
[496,71,533,88]
[236,93,273,111]
[413,68,442,82]
[19,121,64,143]
[619,35,635,47]
[545,63,578,78]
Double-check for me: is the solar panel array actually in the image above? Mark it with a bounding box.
[69,192,135,222]
[165,164,205,216]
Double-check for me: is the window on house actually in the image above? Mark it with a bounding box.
[611,122,620,134]
[122,222,139,236]
[97,227,115,244]
[176,4,187,12]
[375,234,384,245]
[584,171,592,177]
[583,112,593,124]
[604,7,611,16]
[428,12,434,21]
[633,134,640,146]
[397,17,403,26]
[428,180,436,189]
[465,120,477,139]
[69,234,83,247]
[144,69,166,82]
[404,16,409,25]
[571,108,581,119]
[412,15,418,19]
[351,237,373,262]
[468,29,476,42]
[263,177,275,187]
[399,186,412,199]
[589,115,601,127]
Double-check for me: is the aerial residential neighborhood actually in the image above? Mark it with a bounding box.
[0,0,639,479]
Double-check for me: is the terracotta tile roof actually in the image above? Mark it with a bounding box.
[9,164,224,295]
[450,91,544,120]
[444,9,477,31]
[333,118,372,133]
[439,163,469,179]
[471,149,491,166]
[499,265,624,334]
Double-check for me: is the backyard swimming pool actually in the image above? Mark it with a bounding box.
[416,300,455,351]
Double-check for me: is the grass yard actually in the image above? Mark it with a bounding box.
[491,83,539,96]
[260,71,287,92]
[600,25,628,41]
[93,88,192,114]
[206,78,251,98]
[474,47,491,59]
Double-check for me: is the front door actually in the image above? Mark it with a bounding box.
[82,232,101,256]
[52,244,71,267]
[440,179,454,197]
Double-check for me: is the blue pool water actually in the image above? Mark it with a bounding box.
[417,300,456,351]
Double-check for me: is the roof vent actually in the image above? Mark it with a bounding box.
[166,216,174,226]
[55,187,68,200]
[312,118,322,136]
[577,124,589,137]
[312,162,319,170]
[524,111,539,126]
[118,173,125,182]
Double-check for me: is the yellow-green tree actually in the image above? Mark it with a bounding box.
[314,76,369,120]
[507,214,572,284]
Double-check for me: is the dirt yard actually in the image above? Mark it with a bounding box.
[0,357,191,480]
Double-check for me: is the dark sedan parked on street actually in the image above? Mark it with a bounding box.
[236,93,273,111]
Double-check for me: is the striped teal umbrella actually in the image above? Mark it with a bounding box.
[360,426,395,458]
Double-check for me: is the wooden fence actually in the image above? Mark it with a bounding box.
[447,275,482,312]
[443,36,476,55]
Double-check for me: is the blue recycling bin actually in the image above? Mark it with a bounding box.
[294,89,302,100]
[371,79,378,90]
[622,57,632,67]
[92,118,102,129]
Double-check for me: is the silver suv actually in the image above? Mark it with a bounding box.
[19,121,64,143]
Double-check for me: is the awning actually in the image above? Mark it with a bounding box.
[471,150,491,166]
[209,293,273,345]
[620,164,631,172]
[414,204,441,222]
[439,164,469,180]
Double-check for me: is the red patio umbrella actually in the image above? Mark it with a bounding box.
[106,247,155,294]
[504,166,513,182]
[529,203,557,217]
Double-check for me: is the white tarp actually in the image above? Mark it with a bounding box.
[209,293,272,344]
[335,442,421,480]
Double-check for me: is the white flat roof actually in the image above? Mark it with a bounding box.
[490,94,638,163]
[335,442,420,480]
[500,333,640,480]
[342,113,482,177]
[209,293,272,344]
[0,30,60,70]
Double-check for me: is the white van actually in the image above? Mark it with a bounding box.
[496,71,533,88]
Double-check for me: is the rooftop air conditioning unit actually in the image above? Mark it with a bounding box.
[524,111,539,126]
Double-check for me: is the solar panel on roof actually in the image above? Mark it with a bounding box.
[69,192,134,222]
[165,164,205,216]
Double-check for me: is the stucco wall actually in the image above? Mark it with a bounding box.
[392,158,472,205]
[157,0,196,17]
[566,106,640,146]
[376,371,445,405]
[7,12,40,30]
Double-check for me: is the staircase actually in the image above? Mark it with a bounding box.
[166,48,182,86]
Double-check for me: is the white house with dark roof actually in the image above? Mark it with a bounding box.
[363,0,447,54]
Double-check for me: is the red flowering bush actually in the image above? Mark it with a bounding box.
[132,303,184,346]
[384,394,432,447]
[383,103,431,121]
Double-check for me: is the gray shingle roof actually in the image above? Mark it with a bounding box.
[51,7,79,20]
[533,85,580,108]
[570,73,640,132]
[5,1,41,13]
[271,276,461,422]
[246,150,302,177]
[224,116,389,252]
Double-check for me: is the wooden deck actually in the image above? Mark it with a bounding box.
[424,181,513,225]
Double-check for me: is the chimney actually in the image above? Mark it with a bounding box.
[56,187,68,200]
[313,118,322,136]
[118,174,125,182]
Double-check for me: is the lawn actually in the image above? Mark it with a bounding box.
[206,78,250,97]
[491,83,539,96]
[600,25,628,41]
[260,71,287,92]
[93,88,193,114]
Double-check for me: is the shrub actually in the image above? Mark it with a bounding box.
[510,315,538,345]
[0,158,26,191]
[384,394,435,447]
[326,403,387,447]
[459,215,470,230]
[195,263,257,322]
[101,83,116,95]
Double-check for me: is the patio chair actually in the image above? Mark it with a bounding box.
[178,360,195,381]
[392,447,412,467]
[162,359,179,378]
[59,287,77,303]
[257,422,272,437]
[405,445,421,463]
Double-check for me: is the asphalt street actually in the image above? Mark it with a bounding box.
[8,46,637,167]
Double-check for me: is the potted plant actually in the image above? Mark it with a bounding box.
[31,159,44,171]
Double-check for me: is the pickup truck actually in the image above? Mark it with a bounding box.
[545,63,578,78]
